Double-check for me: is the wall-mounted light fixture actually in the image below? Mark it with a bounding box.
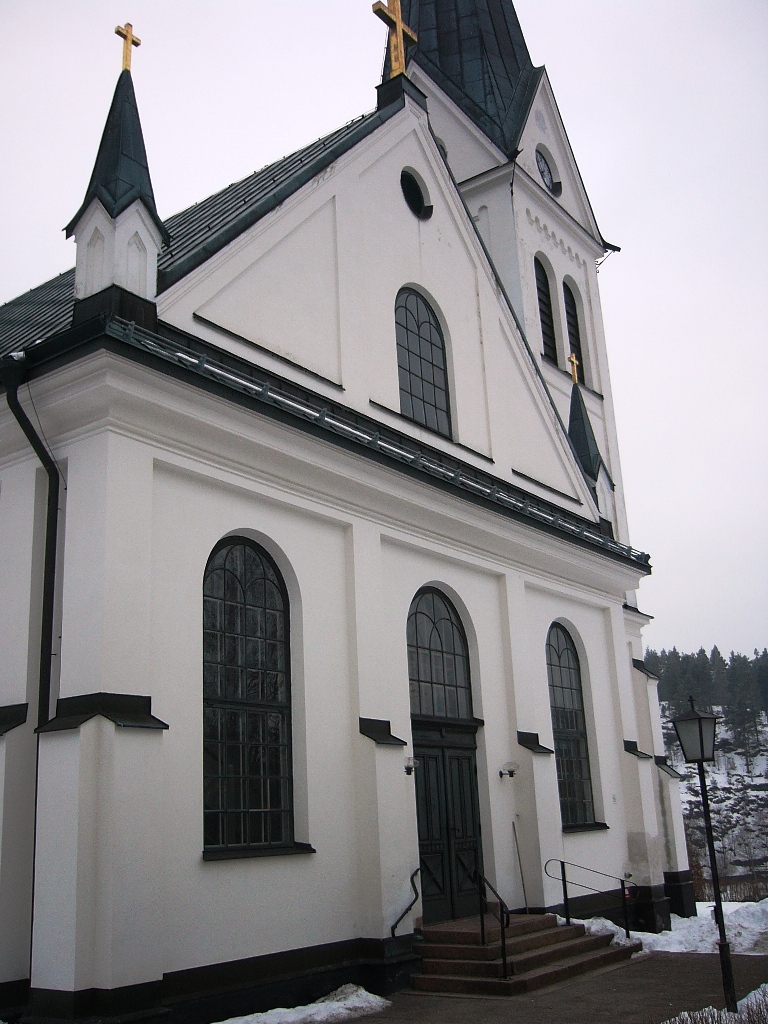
[404,757,419,776]
[499,761,519,779]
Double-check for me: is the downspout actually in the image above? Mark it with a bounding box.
[0,353,59,727]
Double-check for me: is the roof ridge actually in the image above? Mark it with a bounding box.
[162,109,377,228]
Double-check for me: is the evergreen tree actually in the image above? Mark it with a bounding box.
[724,652,762,765]
[710,646,728,706]
[754,648,768,713]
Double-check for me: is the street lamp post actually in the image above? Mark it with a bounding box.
[672,697,738,1014]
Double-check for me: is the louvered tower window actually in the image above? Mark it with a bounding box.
[546,623,595,827]
[203,538,293,853]
[535,258,557,364]
[395,288,452,438]
[563,283,585,384]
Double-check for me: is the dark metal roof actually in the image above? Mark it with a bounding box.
[0,270,75,358]
[65,70,169,245]
[1,104,399,354]
[386,0,544,156]
[568,382,607,484]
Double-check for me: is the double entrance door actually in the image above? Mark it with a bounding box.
[413,719,483,924]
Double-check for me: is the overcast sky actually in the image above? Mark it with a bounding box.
[1,1,766,657]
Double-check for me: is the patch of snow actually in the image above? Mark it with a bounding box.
[697,902,753,917]
[560,897,768,954]
[211,984,390,1024]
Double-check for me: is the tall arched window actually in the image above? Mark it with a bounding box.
[395,288,452,438]
[408,589,472,719]
[563,283,585,384]
[203,538,292,853]
[546,623,595,826]
[535,258,558,365]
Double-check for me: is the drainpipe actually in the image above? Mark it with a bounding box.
[0,354,59,728]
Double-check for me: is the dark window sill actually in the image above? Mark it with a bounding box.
[203,842,316,861]
[562,821,609,834]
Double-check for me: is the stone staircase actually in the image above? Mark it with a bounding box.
[412,912,642,995]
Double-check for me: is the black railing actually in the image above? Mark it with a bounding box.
[544,859,638,939]
[475,870,512,979]
[391,868,420,938]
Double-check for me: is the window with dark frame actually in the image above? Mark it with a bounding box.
[535,258,558,365]
[563,283,585,383]
[408,588,472,720]
[203,538,292,853]
[546,623,595,827]
[395,288,452,438]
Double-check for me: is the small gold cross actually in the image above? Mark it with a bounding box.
[568,352,580,383]
[115,22,141,72]
[373,0,417,79]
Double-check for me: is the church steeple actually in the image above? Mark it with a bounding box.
[66,69,168,246]
[66,54,169,317]
[383,0,543,156]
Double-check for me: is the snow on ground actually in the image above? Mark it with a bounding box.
[210,984,390,1024]
[563,897,768,954]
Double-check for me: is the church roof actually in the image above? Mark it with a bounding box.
[0,270,76,357]
[65,70,170,245]
[0,107,391,356]
[568,382,608,484]
[385,0,544,156]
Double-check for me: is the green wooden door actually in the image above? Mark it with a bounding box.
[414,728,483,924]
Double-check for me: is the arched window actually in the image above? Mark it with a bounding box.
[546,623,595,826]
[395,288,451,438]
[408,589,472,719]
[563,283,585,384]
[203,538,292,853]
[535,258,557,365]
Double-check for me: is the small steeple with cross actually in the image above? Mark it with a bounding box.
[373,0,417,79]
[115,22,141,72]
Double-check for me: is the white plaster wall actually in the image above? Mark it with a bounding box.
[73,198,163,301]
[158,101,598,518]
[0,457,42,985]
[5,351,664,992]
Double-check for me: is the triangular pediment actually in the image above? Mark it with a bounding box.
[515,72,604,244]
[158,99,599,517]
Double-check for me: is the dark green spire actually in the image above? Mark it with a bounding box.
[384,0,543,157]
[66,70,170,244]
[568,383,605,484]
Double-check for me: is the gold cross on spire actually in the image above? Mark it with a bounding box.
[115,22,141,71]
[568,352,580,384]
[373,0,417,79]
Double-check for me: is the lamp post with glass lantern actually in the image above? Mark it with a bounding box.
[672,697,738,1013]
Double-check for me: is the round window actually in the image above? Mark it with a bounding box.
[400,170,433,220]
[536,150,555,192]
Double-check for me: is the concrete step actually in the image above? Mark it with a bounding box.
[420,932,614,979]
[412,940,643,996]
[420,923,587,961]
[420,912,558,946]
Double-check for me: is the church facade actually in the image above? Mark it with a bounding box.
[0,2,693,1018]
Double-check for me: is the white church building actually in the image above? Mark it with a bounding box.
[0,2,693,1018]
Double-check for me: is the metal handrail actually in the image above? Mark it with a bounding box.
[391,868,420,938]
[544,859,638,939]
[474,870,511,979]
